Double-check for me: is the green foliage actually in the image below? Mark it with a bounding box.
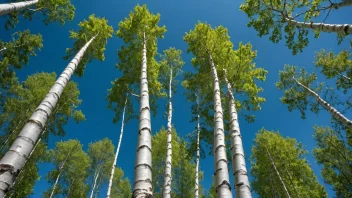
[87,138,115,195]
[108,4,167,122]
[110,168,132,197]
[152,128,205,197]
[6,0,75,29]
[276,65,323,119]
[43,140,90,198]
[315,49,352,93]
[64,14,113,77]
[0,72,84,197]
[251,128,327,197]
[0,30,43,94]
[240,0,346,54]
[313,126,352,198]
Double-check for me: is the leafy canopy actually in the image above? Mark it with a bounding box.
[6,0,75,29]
[251,128,327,197]
[64,14,113,77]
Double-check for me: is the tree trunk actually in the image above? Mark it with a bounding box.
[106,96,128,198]
[209,53,232,197]
[163,68,173,198]
[90,167,101,198]
[223,70,251,198]
[0,35,96,197]
[133,31,153,198]
[266,148,291,198]
[0,0,39,16]
[293,77,352,128]
[194,93,201,198]
[286,18,352,35]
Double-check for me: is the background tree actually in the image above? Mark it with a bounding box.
[43,140,90,198]
[2,0,75,29]
[0,72,84,197]
[158,47,184,197]
[113,4,166,196]
[251,128,327,197]
[87,138,114,197]
[240,0,352,54]
[152,128,205,198]
[313,126,352,197]
[110,167,132,198]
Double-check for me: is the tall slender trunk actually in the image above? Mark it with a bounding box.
[223,70,251,198]
[286,18,352,34]
[163,68,173,198]
[0,0,39,16]
[133,31,153,198]
[50,148,73,198]
[90,167,101,198]
[106,96,128,198]
[209,53,232,197]
[293,77,352,128]
[0,35,96,197]
[266,148,291,198]
[194,93,201,198]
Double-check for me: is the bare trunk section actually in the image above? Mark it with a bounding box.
[106,96,128,198]
[223,70,251,198]
[163,68,173,198]
[286,18,352,34]
[266,148,291,198]
[194,93,201,198]
[90,167,101,198]
[209,53,232,197]
[133,32,153,198]
[0,0,39,16]
[0,35,96,197]
[293,77,352,128]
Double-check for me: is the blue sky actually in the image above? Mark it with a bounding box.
[1,0,351,197]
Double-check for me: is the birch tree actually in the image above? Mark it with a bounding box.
[152,128,204,197]
[240,0,352,54]
[0,72,84,197]
[43,140,90,198]
[110,167,132,197]
[251,128,327,197]
[1,0,75,29]
[184,22,233,197]
[276,65,352,129]
[158,48,184,197]
[114,5,166,197]
[0,15,112,196]
[87,138,115,198]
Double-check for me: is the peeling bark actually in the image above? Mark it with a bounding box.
[0,35,96,197]
[106,96,128,198]
[133,32,153,198]
[223,70,251,198]
[0,0,39,16]
[163,68,173,198]
[194,93,200,198]
[286,18,352,35]
[293,77,352,128]
[209,54,232,197]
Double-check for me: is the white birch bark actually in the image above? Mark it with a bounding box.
[90,167,101,198]
[209,54,232,197]
[133,31,153,198]
[266,148,291,198]
[106,96,128,198]
[0,0,39,16]
[194,93,201,198]
[286,18,352,34]
[162,68,173,198]
[223,70,251,198]
[293,77,352,128]
[0,35,96,197]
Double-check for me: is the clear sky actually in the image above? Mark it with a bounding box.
[1,0,351,197]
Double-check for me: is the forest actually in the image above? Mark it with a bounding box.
[0,0,351,197]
